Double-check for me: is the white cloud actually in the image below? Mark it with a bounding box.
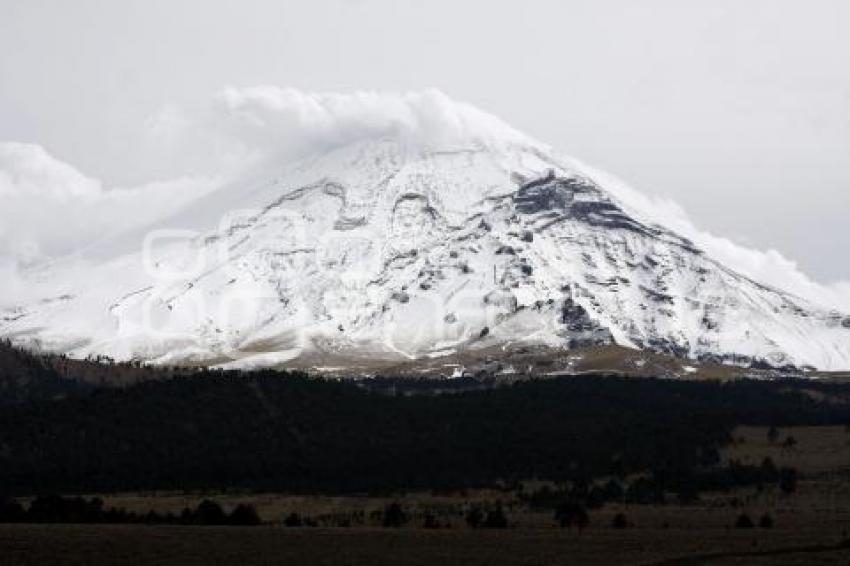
[141,87,541,180]
[1,88,848,315]
[0,142,102,200]
[147,85,850,313]
[0,142,217,265]
[211,86,536,153]
[2,89,533,278]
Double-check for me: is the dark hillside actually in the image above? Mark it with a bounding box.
[1,349,849,495]
[0,341,90,406]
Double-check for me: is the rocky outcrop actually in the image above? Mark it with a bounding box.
[558,290,613,348]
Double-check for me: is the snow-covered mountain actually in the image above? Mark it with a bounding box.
[3,97,850,371]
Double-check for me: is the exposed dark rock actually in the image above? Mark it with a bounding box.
[697,353,725,365]
[392,193,438,220]
[513,174,667,238]
[513,176,595,215]
[749,359,774,371]
[391,291,410,303]
[640,286,675,305]
[749,359,800,373]
[333,216,367,230]
[644,338,690,358]
[484,290,518,313]
[558,294,614,348]
[560,298,591,331]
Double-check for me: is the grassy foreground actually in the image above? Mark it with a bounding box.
[1,523,848,566]
[4,425,850,565]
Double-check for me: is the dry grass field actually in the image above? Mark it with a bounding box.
[723,425,850,474]
[4,425,850,565]
[0,523,848,566]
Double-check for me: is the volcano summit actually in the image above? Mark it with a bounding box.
[2,89,849,372]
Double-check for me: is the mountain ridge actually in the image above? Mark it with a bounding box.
[2,131,849,371]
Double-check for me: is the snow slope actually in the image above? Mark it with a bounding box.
[2,110,850,371]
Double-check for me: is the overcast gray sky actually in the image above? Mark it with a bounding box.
[1,0,848,282]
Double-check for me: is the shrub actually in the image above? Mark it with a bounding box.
[734,513,755,529]
[194,500,227,525]
[382,503,408,528]
[611,513,629,529]
[465,507,485,529]
[0,498,25,523]
[767,426,779,444]
[422,512,441,529]
[779,467,798,494]
[554,503,589,531]
[482,506,508,529]
[229,504,261,526]
[601,479,624,502]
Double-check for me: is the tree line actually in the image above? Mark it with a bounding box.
[0,495,260,525]
[0,342,848,495]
